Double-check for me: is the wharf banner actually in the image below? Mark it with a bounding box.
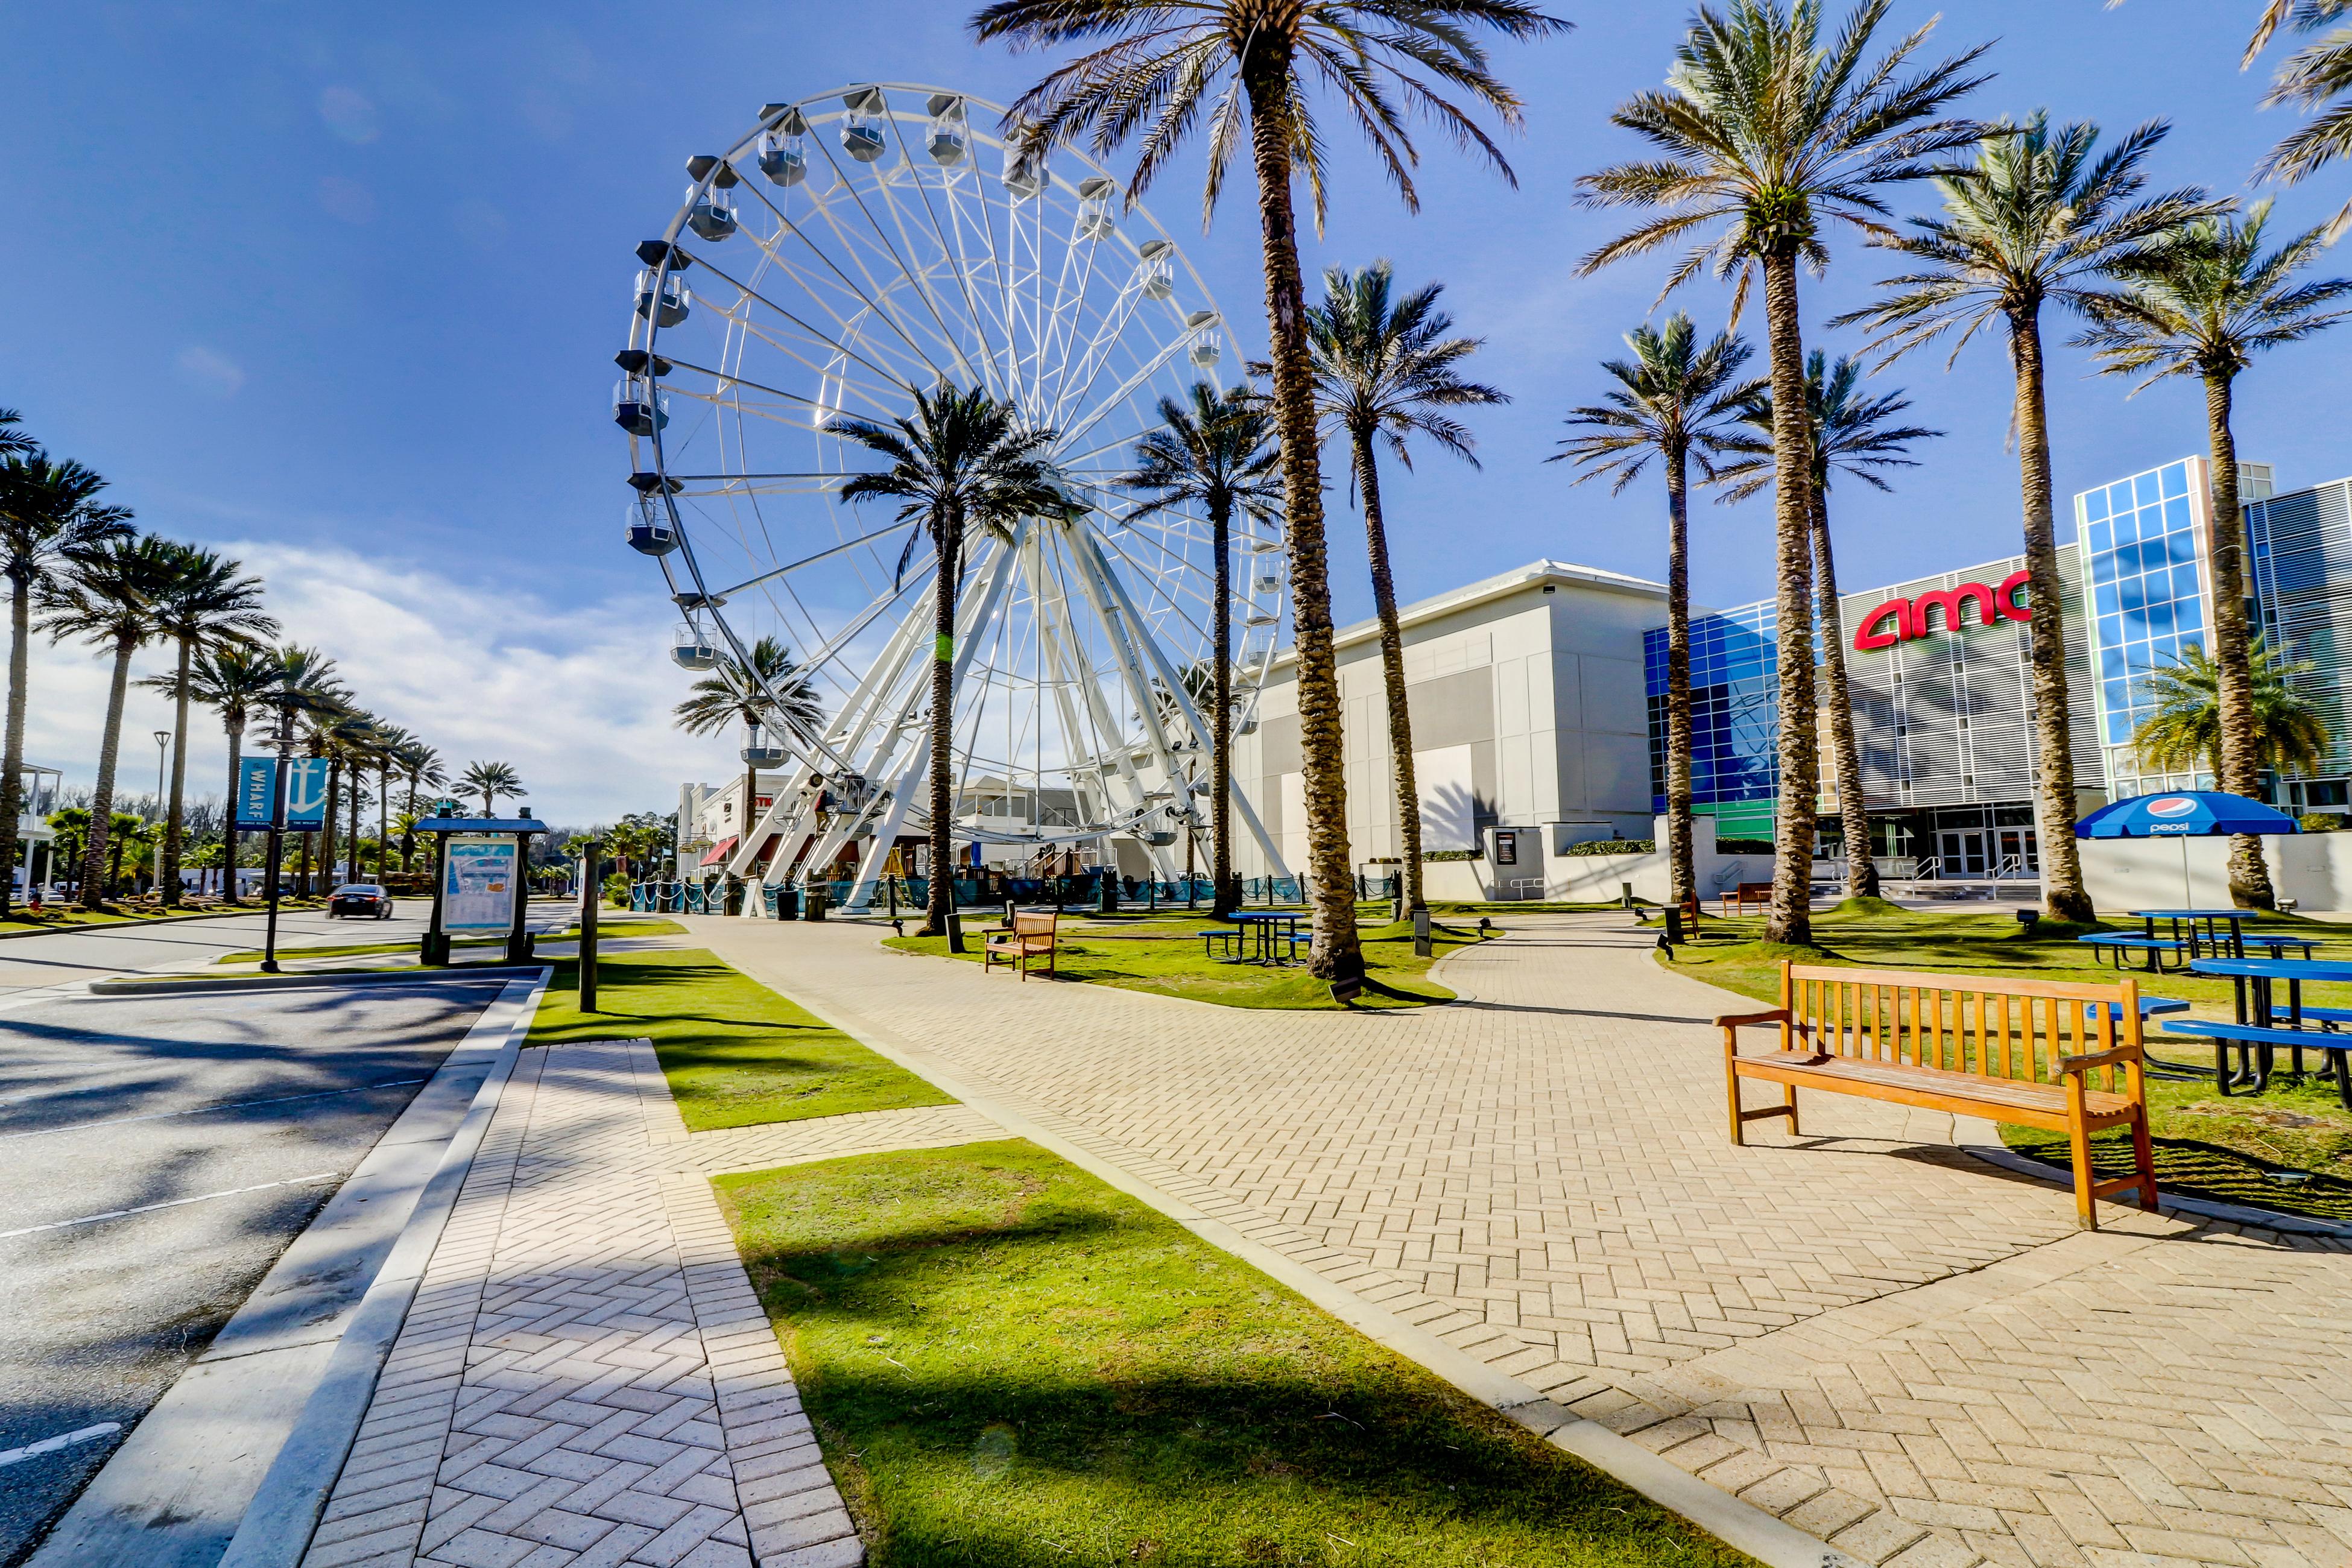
[442,835,518,932]
[235,757,277,829]
[284,757,332,829]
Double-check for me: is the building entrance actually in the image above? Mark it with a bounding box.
[1936,825,2039,879]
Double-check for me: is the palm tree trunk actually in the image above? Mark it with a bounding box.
[1664,453,1695,909]
[402,768,420,870]
[1243,54,1360,981]
[1351,428,1424,913]
[1810,488,1879,900]
[2202,371,2277,908]
[2006,318,2096,923]
[0,572,30,920]
[925,507,963,941]
[1761,251,1819,947]
[1210,497,1237,919]
[223,711,244,906]
[80,632,136,909]
[161,634,192,906]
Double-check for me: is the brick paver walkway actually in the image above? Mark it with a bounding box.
[302,1041,924,1568]
[692,912,2352,1568]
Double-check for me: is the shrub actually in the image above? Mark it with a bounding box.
[2300,812,2342,833]
[1563,838,1653,857]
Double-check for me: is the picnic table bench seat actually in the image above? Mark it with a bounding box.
[2158,1017,2352,1107]
[1198,928,1244,959]
[1719,962,2158,1230]
[984,911,1059,979]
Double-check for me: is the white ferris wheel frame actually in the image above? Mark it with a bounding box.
[621,81,1292,909]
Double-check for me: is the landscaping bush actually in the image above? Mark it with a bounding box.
[1562,838,1651,857]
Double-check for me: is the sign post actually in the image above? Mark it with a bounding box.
[577,836,601,1013]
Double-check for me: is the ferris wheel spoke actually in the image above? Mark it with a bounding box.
[702,517,919,601]
[1092,528,1218,650]
[870,108,1021,404]
[1047,276,1157,432]
[730,217,950,395]
[686,259,918,399]
[1049,332,1193,459]
[736,179,965,391]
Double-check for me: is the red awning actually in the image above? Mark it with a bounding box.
[699,836,738,867]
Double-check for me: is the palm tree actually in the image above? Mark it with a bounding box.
[1576,0,1990,944]
[258,645,351,896]
[2074,200,2352,908]
[460,760,522,817]
[1124,382,1282,920]
[1550,315,1757,909]
[0,409,34,461]
[38,534,180,908]
[2248,0,2352,237]
[1833,113,2223,923]
[1283,262,1507,916]
[835,382,1061,941]
[672,634,826,877]
[139,642,280,905]
[0,455,133,917]
[359,721,413,883]
[396,739,446,867]
[143,546,274,906]
[2132,637,2330,784]
[1715,353,1939,902]
[974,0,1566,982]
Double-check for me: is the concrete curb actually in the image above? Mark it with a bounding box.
[0,906,283,942]
[1961,1140,2352,1238]
[745,961,1859,1568]
[90,964,551,996]
[215,968,548,1568]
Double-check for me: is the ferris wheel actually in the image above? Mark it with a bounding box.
[618,83,1291,909]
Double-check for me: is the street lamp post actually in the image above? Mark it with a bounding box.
[152,730,170,895]
[260,699,293,973]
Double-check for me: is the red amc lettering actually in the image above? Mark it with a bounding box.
[1851,574,2034,651]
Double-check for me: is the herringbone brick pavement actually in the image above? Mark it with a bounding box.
[299,1039,948,1568]
[692,911,2352,1568]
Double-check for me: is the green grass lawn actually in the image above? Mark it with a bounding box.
[884,908,1479,1010]
[531,948,952,1131]
[715,1140,1752,1568]
[1671,900,2352,1222]
[213,917,686,964]
[0,900,321,935]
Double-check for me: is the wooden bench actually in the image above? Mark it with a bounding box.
[1719,881,1772,916]
[1717,963,2158,1230]
[984,911,1058,979]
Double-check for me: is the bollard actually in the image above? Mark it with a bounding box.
[946,909,964,953]
[1663,904,1684,946]
[1620,880,1634,909]
[1413,908,1432,959]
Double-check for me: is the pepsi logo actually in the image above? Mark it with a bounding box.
[2148,797,2199,818]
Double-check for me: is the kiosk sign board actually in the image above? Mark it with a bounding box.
[442,835,519,931]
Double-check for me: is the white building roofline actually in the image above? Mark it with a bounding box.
[1272,559,1664,669]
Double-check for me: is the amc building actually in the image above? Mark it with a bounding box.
[1228,455,2352,891]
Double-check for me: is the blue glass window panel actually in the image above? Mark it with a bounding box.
[2147,598,2176,637]
[2086,519,2111,552]
[2111,508,2139,545]
[2163,496,2191,532]
[2170,563,2199,602]
[2091,549,2118,585]
[2108,481,2135,516]
[2084,489,2111,522]
[2125,642,2152,673]
[2175,597,2203,633]
[2102,646,2127,679]
[2167,531,2199,566]
[2099,612,2124,646]
[2095,581,2120,616]
[2120,575,2148,613]
[2104,678,2131,711]
[2136,472,2163,508]
[2163,463,2189,499]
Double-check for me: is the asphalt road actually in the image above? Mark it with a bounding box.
[0,978,508,1565]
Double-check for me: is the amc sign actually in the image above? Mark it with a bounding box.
[1853,569,2032,651]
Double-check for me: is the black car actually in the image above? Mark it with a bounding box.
[328,884,393,919]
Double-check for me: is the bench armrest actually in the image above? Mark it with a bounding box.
[1714,1009,1789,1029]
[2059,1042,2143,1074]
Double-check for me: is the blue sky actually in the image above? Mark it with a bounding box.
[5,2,2348,822]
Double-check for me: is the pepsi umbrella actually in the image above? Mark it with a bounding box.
[2075,790,2300,905]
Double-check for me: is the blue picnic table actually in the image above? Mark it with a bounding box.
[2079,908,2321,972]
[1228,910,1308,966]
[2155,956,2352,1105]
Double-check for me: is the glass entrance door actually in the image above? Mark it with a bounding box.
[1994,827,2040,877]
[1938,829,1989,877]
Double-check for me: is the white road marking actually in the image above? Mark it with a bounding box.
[0,1173,341,1239]
[0,1423,121,1468]
[0,1080,428,1140]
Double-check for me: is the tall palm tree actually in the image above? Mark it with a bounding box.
[1550,314,1757,909]
[0,455,132,917]
[144,546,274,905]
[359,721,412,882]
[835,382,1061,941]
[1833,113,2222,923]
[265,646,352,897]
[2248,0,2352,237]
[38,534,180,907]
[974,0,1567,982]
[1576,0,1990,944]
[672,634,826,876]
[397,738,446,867]
[2132,637,2329,785]
[1287,262,1506,916]
[151,642,282,905]
[0,410,34,461]
[1715,352,1940,901]
[2074,200,2352,907]
[1124,382,1282,920]
[460,760,522,817]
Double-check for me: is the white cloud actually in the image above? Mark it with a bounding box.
[174,346,245,399]
[17,541,742,827]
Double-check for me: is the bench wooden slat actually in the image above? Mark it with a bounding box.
[1720,961,2158,1230]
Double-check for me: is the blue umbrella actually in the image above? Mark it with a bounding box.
[2074,790,2300,906]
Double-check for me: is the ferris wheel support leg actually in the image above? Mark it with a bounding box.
[1073,529,1291,882]
[836,533,1025,913]
[1030,532,1166,874]
[1062,539,1189,883]
[1021,533,1121,838]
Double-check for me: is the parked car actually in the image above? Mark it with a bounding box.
[328,884,393,919]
